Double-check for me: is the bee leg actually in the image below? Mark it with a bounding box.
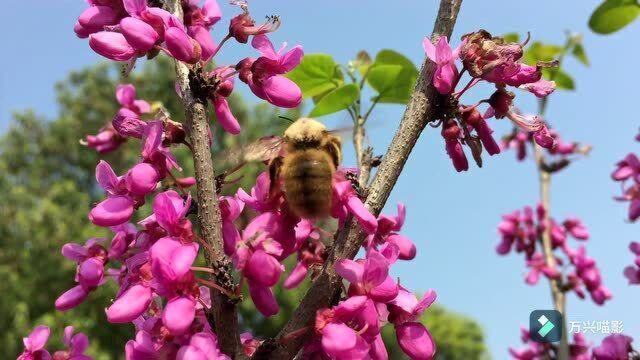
[268,157,283,199]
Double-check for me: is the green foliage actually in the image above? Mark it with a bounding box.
[589,0,640,34]
[287,49,417,123]
[286,54,343,98]
[309,84,360,117]
[366,49,418,104]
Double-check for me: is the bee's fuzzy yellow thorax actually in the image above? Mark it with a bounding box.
[284,118,327,142]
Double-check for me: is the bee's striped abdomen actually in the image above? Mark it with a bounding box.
[283,151,334,218]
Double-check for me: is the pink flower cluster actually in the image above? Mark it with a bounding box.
[502,125,589,162]
[509,327,636,360]
[422,30,557,172]
[18,325,90,360]
[612,153,640,222]
[76,0,302,120]
[305,251,435,359]
[624,241,640,285]
[496,204,612,305]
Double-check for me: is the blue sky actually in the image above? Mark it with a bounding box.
[1,0,639,358]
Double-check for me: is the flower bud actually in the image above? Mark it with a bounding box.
[165,27,201,63]
[89,31,136,61]
[78,5,120,32]
[55,285,89,311]
[120,17,159,53]
[125,162,160,195]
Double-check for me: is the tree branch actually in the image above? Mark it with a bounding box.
[252,1,463,358]
[164,1,244,358]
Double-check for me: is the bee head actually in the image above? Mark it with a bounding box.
[284,118,327,147]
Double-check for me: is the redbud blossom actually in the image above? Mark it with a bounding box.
[17,326,50,360]
[624,242,640,285]
[423,36,463,94]
[120,17,160,53]
[592,334,635,359]
[89,31,136,61]
[441,119,469,172]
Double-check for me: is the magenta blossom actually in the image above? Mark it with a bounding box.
[18,325,51,360]
[53,326,91,360]
[387,288,437,360]
[623,241,640,285]
[423,36,463,94]
[335,249,399,303]
[237,34,303,108]
[592,334,635,360]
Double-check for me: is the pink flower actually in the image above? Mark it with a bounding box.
[461,107,500,156]
[386,289,437,359]
[84,124,125,153]
[106,283,153,323]
[524,253,560,285]
[78,5,121,33]
[55,285,90,311]
[237,34,303,108]
[220,195,244,255]
[18,325,51,360]
[519,79,556,98]
[125,162,160,195]
[315,296,378,359]
[164,17,202,64]
[209,67,241,134]
[228,12,280,44]
[612,153,640,182]
[141,121,181,176]
[331,180,378,234]
[89,31,137,61]
[441,119,468,172]
[89,161,136,227]
[396,322,436,360]
[140,190,193,241]
[53,326,90,360]
[177,332,230,360]
[623,241,640,285]
[116,84,151,115]
[335,249,399,303]
[120,16,160,53]
[423,36,463,94]
[592,334,634,360]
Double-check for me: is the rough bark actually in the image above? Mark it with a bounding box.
[252,1,463,358]
[164,1,245,358]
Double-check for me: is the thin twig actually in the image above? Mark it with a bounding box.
[251,1,464,358]
[532,38,574,360]
[164,1,245,358]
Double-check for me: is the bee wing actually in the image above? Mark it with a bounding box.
[326,126,355,138]
[215,135,285,167]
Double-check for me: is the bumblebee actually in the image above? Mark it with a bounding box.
[222,118,343,218]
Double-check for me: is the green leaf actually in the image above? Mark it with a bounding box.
[374,49,417,70]
[589,0,640,34]
[523,42,563,65]
[502,32,520,43]
[543,69,575,90]
[571,43,590,66]
[308,84,360,117]
[286,54,343,98]
[366,49,419,104]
